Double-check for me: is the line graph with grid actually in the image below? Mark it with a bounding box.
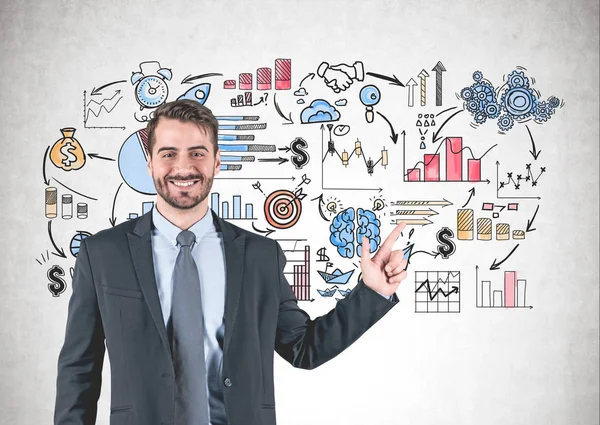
[414,271,461,313]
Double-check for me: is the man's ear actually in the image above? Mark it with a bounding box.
[214,148,221,176]
[146,152,152,176]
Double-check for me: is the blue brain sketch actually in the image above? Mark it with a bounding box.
[300,99,341,123]
[329,207,381,259]
[459,69,561,132]
[356,208,381,258]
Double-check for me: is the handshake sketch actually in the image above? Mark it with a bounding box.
[317,60,365,93]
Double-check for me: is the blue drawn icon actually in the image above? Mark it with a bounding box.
[329,207,381,259]
[118,129,156,195]
[359,85,381,123]
[300,99,341,124]
[459,69,560,132]
[177,83,211,105]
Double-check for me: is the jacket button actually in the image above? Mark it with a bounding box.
[161,373,171,378]
[223,377,232,387]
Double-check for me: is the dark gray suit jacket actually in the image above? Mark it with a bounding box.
[54,209,399,425]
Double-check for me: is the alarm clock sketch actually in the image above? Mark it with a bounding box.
[131,61,172,110]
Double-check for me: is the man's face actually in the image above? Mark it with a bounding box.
[147,118,220,210]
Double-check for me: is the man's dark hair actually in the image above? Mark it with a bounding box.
[146,99,219,157]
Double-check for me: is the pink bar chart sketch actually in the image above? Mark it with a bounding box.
[274,58,291,90]
[404,137,496,183]
[475,266,532,309]
[256,67,272,90]
[277,239,312,302]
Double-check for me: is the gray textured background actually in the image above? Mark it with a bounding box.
[1,0,598,424]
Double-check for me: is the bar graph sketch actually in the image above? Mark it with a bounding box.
[475,266,532,309]
[456,208,526,241]
[277,238,312,302]
[222,58,291,93]
[214,115,271,171]
[404,137,496,183]
[230,91,254,107]
[414,271,461,313]
[210,192,256,220]
[127,201,154,220]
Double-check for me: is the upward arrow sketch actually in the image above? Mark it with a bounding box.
[417,69,429,106]
[431,61,447,106]
[406,78,417,107]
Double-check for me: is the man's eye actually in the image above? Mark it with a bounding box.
[193,152,205,157]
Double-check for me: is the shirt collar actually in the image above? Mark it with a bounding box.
[152,205,215,248]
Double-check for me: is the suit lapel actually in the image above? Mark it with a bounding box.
[126,209,246,362]
[127,212,172,362]
[210,209,246,354]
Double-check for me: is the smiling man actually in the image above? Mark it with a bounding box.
[146,103,220,228]
[54,99,408,425]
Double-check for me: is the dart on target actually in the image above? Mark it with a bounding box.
[264,188,306,229]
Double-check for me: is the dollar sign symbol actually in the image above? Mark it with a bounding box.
[436,227,456,259]
[48,265,67,297]
[316,247,330,261]
[290,137,310,169]
[60,142,78,167]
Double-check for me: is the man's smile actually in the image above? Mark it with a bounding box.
[168,179,201,188]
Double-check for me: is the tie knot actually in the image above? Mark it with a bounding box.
[176,230,196,248]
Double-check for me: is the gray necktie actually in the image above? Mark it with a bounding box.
[171,230,210,425]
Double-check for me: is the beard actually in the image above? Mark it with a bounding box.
[153,171,214,210]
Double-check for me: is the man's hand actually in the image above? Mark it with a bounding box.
[316,61,364,93]
[329,63,357,80]
[360,222,408,297]
[323,66,353,92]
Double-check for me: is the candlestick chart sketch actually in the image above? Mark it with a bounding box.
[38,58,563,314]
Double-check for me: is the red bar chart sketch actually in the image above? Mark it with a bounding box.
[275,58,291,90]
[475,266,532,309]
[414,271,461,313]
[403,137,496,183]
[276,238,312,302]
[223,58,291,92]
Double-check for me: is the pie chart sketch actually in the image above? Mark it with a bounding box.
[118,128,157,195]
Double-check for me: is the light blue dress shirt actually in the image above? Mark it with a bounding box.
[149,206,393,425]
[150,206,228,425]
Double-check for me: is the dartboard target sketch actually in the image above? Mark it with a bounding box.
[264,189,304,229]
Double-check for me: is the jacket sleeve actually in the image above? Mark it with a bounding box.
[273,240,398,370]
[54,238,105,424]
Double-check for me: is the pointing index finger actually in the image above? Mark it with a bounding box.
[379,221,407,254]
